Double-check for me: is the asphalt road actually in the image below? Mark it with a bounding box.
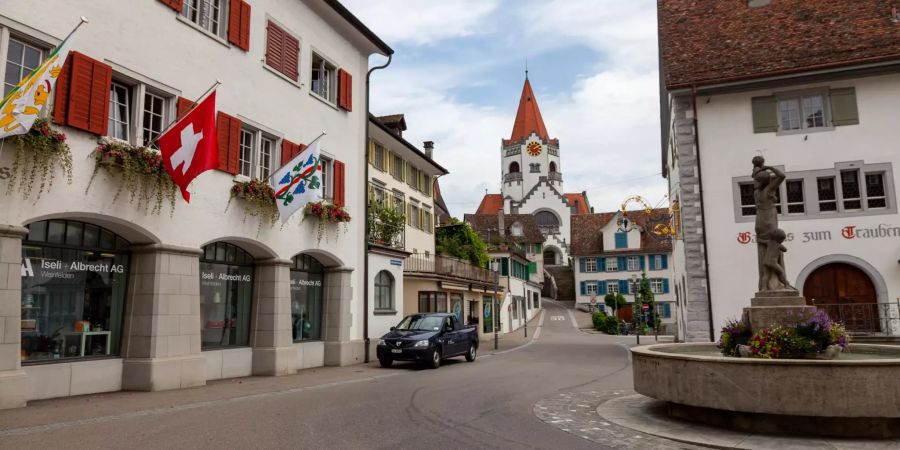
[0,300,638,449]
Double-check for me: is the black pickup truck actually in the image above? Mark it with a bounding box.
[376,313,478,369]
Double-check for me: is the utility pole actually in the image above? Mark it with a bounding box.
[493,279,499,350]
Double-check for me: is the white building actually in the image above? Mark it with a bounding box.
[570,211,676,333]
[475,77,591,267]
[0,0,391,409]
[659,0,900,341]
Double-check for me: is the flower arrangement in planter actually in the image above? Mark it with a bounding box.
[5,118,73,200]
[303,200,351,243]
[722,310,849,359]
[86,138,177,215]
[368,201,405,247]
[225,179,279,228]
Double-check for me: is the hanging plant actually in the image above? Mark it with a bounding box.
[225,179,279,229]
[303,200,351,244]
[85,138,177,216]
[4,118,73,201]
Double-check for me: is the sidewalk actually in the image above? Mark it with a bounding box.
[480,309,544,353]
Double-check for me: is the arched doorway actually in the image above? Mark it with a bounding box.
[543,248,558,265]
[199,242,255,349]
[802,263,878,332]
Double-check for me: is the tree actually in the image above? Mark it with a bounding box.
[636,272,656,333]
[435,219,490,268]
[604,292,626,316]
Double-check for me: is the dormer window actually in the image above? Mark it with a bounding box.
[510,222,523,237]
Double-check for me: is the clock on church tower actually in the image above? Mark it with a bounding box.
[526,141,542,156]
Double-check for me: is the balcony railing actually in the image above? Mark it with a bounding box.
[538,225,560,235]
[811,301,900,334]
[504,172,523,183]
[404,253,499,284]
[548,172,562,182]
[367,220,405,249]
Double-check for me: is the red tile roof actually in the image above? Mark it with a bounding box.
[564,193,590,214]
[508,78,550,143]
[475,194,503,214]
[659,0,900,89]
[464,214,545,245]
[570,209,673,256]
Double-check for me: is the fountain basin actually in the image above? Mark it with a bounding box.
[631,343,900,418]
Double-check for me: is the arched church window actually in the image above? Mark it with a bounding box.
[534,211,559,227]
[549,161,557,173]
[509,162,520,173]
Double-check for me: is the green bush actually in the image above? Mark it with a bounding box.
[592,312,620,335]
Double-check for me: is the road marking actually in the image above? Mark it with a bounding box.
[550,315,566,321]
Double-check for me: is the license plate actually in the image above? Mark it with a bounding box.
[391,349,402,354]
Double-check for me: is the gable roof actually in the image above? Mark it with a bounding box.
[570,209,673,256]
[659,0,900,89]
[433,178,452,226]
[508,78,551,143]
[464,213,544,245]
[475,194,503,215]
[564,193,591,214]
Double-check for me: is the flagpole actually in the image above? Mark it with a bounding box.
[146,79,221,149]
[265,131,327,183]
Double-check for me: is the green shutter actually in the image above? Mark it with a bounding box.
[501,258,509,276]
[528,262,537,274]
[751,95,778,133]
[830,87,859,126]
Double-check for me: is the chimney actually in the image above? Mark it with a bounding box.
[498,208,505,237]
[423,141,434,158]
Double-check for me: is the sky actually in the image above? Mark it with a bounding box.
[344,0,667,218]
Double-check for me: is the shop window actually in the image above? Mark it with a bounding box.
[200,242,254,349]
[21,220,130,363]
[290,254,325,342]
[450,293,463,323]
[482,296,494,333]
[374,270,394,311]
[418,292,447,313]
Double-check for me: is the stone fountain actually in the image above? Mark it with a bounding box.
[629,157,900,439]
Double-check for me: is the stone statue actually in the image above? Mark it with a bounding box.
[752,156,795,292]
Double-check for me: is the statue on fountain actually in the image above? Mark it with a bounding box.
[751,156,796,293]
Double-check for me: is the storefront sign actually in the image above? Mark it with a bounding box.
[202,271,251,282]
[290,278,322,287]
[737,223,900,245]
[21,258,126,278]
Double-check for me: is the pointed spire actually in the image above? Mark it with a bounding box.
[509,77,549,142]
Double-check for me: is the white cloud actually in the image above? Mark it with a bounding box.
[342,0,500,46]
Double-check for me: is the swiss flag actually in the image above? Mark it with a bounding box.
[159,91,219,202]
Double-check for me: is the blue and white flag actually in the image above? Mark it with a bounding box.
[270,140,323,222]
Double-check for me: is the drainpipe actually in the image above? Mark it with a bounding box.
[364,54,392,364]
[691,87,716,342]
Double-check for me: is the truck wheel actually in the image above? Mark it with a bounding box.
[428,349,441,369]
[465,344,476,362]
[378,357,393,368]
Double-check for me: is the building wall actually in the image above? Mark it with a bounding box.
[694,73,900,338]
[0,0,380,406]
[368,253,404,339]
[573,255,675,325]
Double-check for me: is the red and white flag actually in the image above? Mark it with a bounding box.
[159,91,219,202]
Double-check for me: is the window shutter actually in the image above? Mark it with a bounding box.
[617,256,626,272]
[228,0,251,52]
[648,255,656,271]
[332,160,346,207]
[216,112,241,174]
[59,51,111,136]
[176,96,194,120]
[281,139,302,165]
[614,232,627,249]
[158,0,183,12]
[639,255,646,270]
[501,258,509,276]
[619,280,629,295]
[598,258,606,272]
[528,262,537,274]
[367,139,375,165]
[661,255,668,270]
[283,33,299,81]
[265,21,285,75]
[829,87,859,126]
[338,69,352,111]
[578,258,585,272]
[598,281,607,295]
[52,53,73,126]
[663,303,671,318]
[663,279,670,294]
[579,281,586,296]
[751,95,778,133]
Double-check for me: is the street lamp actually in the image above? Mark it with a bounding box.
[631,273,640,345]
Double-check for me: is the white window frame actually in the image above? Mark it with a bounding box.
[776,89,832,134]
[310,51,338,105]
[605,257,618,272]
[374,270,394,311]
[652,255,662,270]
[510,223,523,237]
[237,124,279,180]
[606,281,619,295]
[584,257,597,273]
[586,282,597,296]
[108,81,132,142]
[627,256,640,272]
[142,91,166,149]
[650,279,664,295]
[3,35,44,97]
[180,0,228,40]
[392,191,405,212]
[320,155,333,200]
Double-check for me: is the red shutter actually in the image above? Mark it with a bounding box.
[176,96,194,120]
[338,69,352,111]
[158,0,183,12]
[283,33,299,82]
[216,112,241,174]
[228,0,251,52]
[280,139,305,166]
[52,53,73,126]
[60,51,111,136]
[333,160,345,207]
[265,21,284,74]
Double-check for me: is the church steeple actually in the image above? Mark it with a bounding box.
[509,78,550,142]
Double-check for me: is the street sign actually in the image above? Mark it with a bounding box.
[590,296,596,304]
[641,303,649,311]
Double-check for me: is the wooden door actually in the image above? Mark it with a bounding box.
[802,263,878,331]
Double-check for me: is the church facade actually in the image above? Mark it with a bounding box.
[475,78,591,267]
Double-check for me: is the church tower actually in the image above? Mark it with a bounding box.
[500,77,563,204]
